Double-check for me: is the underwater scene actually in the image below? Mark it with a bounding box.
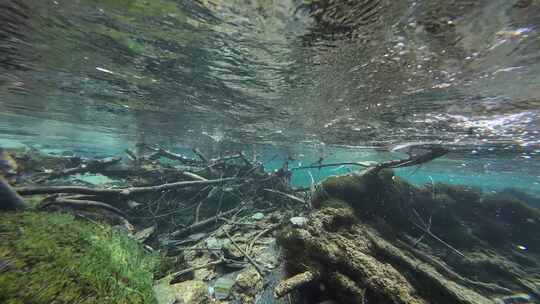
[1,0,540,303]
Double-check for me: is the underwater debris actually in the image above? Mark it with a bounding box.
[494,293,535,304]
[276,167,540,304]
[2,146,540,303]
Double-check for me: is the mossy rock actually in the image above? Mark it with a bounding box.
[480,195,540,252]
[435,183,482,205]
[314,169,412,227]
[0,211,159,304]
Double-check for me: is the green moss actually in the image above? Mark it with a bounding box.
[0,212,158,304]
[321,174,367,203]
[318,198,351,210]
[23,195,47,208]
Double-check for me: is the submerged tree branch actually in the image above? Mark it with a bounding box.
[40,196,128,218]
[16,177,240,196]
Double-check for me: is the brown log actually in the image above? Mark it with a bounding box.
[274,271,319,298]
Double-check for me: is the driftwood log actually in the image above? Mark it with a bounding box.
[274,166,537,304]
[276,205,492,304]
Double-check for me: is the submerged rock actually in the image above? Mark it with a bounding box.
[170,280,209,304]
[233,266,264,303]
[290,216,308,227]
[213,276,236,300]
[134,226,155,242]
[252,212,265,220]
[205,236,231,250]
[223,242,244,260]
[153,280,176,304]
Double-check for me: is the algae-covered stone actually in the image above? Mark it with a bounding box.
[233,266,263,303]
[290,216,308,227]
[213,275,236,300]
[205,236,231,250]
[170,280,209,304]
[223,242,244,260]
[252,212,265,220]
[135,225,156,242]
[153,280,176,304]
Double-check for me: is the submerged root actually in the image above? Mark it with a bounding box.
[277,169,540,304]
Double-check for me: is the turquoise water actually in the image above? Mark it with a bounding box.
[2,1,540,303]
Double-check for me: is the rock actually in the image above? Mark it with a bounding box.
[186,232,208,242]
[214,276,236,300]
[205,236,231,250]
[223,242,244,260]
[71,173,114,185]
[254,239,280,269]
[153,280,176,304]
[134,226,155,242]
[170,280,209,304]
[233,266,263,303]
[251,212,265,221]
[290,216,308,227]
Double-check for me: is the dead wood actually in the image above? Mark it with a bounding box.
[223,227,265,277]
[263,188,306,205]
[276,205,494,304]
[170,258,226,284]
[40,196,128,218]
[274,271,319,298]
[16,177,240,196]
[291,162,370,171]
[170,206,242,238]
[192,148,208,163]
[143,145,202,165]
[44,157,121,180]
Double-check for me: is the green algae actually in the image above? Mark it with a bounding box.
[0,212,158,304]
[311,169,540,255]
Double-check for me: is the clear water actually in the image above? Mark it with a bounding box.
[2,0,540,303]
[1,0,539,197]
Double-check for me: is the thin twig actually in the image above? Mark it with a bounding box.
[40,196,128,218]
[170,259,225,283]
[262,188,306,205]
[223,227,265,277]
[291,162,370,171]
[411,208,465,258]
[247,224,279,255]
[192,148,208,163]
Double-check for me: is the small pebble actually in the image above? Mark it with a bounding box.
[251,212,264,221]
[290,216,308,227]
